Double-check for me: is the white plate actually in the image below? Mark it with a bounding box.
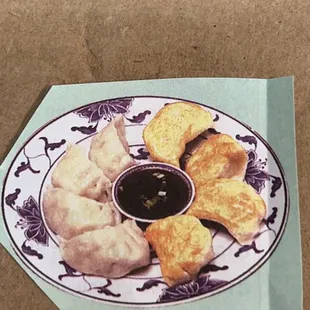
[1,96,289,307]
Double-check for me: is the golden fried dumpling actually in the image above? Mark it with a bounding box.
[43,188,121,240]
[186,179,266,245]
[186,134,248,186]
[143,102,213,167]
[51,144,112,202]
[89,115,136,181]
[145,215,214,286]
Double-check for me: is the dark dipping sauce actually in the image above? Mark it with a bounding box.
[115,166,192,221]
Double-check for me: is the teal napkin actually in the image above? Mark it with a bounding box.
[0,77,302,310]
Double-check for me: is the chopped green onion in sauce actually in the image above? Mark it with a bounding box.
[116,168,189,220]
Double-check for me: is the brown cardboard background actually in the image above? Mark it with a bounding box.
[0,0,308,309]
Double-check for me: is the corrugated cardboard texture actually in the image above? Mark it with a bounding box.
[0,1,308,309]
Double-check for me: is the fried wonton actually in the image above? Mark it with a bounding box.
[186,134,248,186]
[145,215,214,286]
[143,102,213,167]
[186,179,266,245]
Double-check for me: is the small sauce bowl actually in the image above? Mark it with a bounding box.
[112,163,195,223]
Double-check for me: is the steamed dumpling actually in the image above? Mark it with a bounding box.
[43,188,121,240]
[60,220,150,278]
[51,144,112,202]
[89,115,136,181]
[186,134,248,186]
